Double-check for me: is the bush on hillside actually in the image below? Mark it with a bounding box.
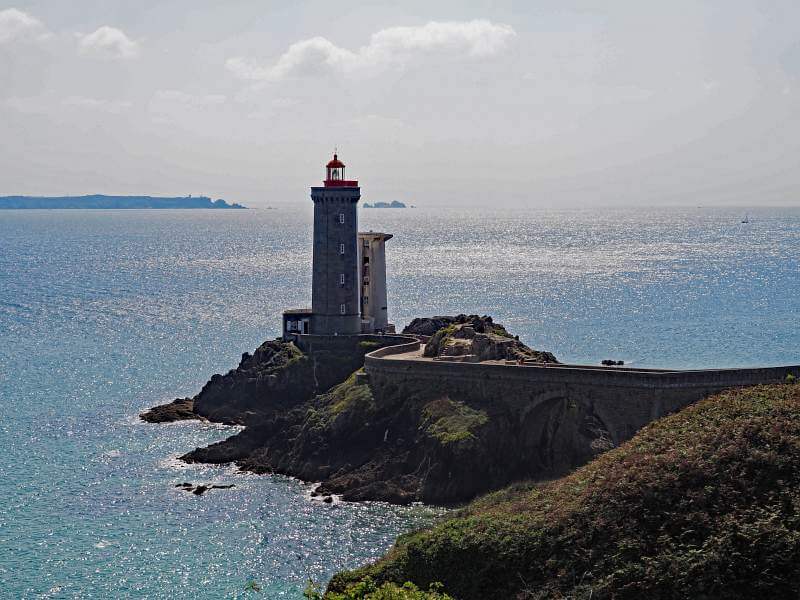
[329,384,800,600]
[307,578,452,599]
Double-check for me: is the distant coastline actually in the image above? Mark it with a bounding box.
[363,200,407,209]
[0,195,246,209]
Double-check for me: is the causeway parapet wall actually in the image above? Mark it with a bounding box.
[365,341,799,446]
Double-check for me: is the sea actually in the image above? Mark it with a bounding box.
[1,206,798,598]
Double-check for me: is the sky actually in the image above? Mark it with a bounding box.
[1,0,799,208]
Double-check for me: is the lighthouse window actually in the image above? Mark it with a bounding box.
[339,243,345,254]
[339,273,345,285]
[363,296,369,305]
[339,213,345,224]
[363,239,369,248]
[340,303,346,314]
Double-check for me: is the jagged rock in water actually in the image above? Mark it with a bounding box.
[175,482,236,495]
[140,397,198,423]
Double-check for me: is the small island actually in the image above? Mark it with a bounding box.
[0,195,246,209]
[363,200,406,209]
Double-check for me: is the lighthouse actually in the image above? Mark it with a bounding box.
[309,153,362,335]
[282,152,394,338]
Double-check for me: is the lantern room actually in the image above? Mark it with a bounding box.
[324,153,358,187]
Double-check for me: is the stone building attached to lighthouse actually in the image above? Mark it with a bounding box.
[282,153,394,338]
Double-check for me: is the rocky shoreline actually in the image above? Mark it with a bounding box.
[142,315,613,504]
[140,397,199,423]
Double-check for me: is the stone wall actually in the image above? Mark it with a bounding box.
[290,333,415,393]
[365,342,800,446]
[293,333,414,356]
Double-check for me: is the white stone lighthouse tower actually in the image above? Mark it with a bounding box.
[309,153,362,335]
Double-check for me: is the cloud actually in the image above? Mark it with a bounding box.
[151,90,226,108]
[78,26,139,59]
[227,19,515,82]
[148,90,226,123]
[350,114,404,138]
[62,96,133,113]
[225,56,273,81]
[0,8,48,43]
[3,96,50,114]
[3,94,133,115]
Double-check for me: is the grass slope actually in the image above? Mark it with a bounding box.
[329,384,800,599]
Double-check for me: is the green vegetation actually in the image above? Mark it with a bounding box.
[787,373,797,384]
[488,323,513,338]
[423,325,459,357]
[327,372,375,418]
[359,340,382,351]
[420,398,488,445]
[307,579,453,599]
[330,384,800,599]
[302,371,377,434]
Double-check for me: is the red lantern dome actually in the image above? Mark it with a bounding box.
[326,154,345,169]
[324,153,358,187]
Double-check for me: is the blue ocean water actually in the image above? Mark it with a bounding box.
[0,206,798,598]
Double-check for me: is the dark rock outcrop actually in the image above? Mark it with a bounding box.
[140,397,199,423]
[144,337,393,426]
[403,316,461,337]
[175,482,236,495]
[420,315,558,363]
[192,341,315,424]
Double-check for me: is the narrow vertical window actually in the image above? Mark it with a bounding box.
[339,273,345,285]
[339,213,345,224]
[339,243,345,254]
[340,303,346,314]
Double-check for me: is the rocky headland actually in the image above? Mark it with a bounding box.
[142,315,612,504]
[141,315,800,598]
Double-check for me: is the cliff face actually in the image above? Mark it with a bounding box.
[328,384,800,600]
[142,337,381,425]
[180,363,611,504]
[142,317,623,505]
[192,341,314,423]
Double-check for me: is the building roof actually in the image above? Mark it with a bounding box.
[326,154,345,169]
[283,308,312,315]
[358,231,393,241]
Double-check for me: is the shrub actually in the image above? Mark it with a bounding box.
[332,384,800,600]
[305,578,453,599]
[420,398,488,445]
